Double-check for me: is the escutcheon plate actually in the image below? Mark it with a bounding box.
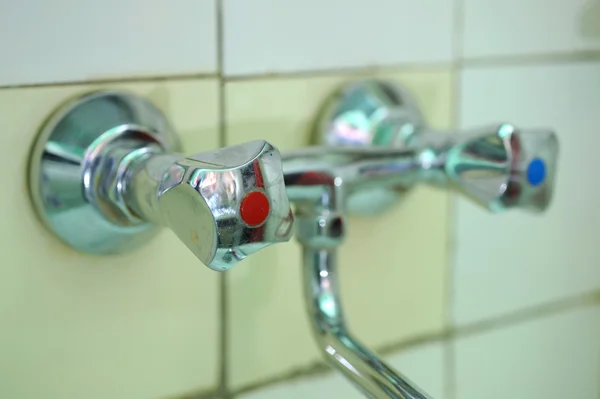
[28,91,181,255]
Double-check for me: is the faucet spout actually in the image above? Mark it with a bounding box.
[303,246,431,399]
[284,79,560,399]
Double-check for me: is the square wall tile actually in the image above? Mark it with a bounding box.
[223,0,454,76]
[237,341,447,399]
[454,304,600,399]
[225,69,453,389]
[0,79,221,399]
[0,0,217,86]
[453,61,600,326]
[462,0,600,58]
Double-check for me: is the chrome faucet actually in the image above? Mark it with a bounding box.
[282,79,558,399]
[28,91,294,271]
[27,83,558,399]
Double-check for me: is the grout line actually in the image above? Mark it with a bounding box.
[461,49,600,68]
[454,288,600,338]
[443,340,456,399]
[452,0,465,63]
[4,49,600,92]
[221,49,600,82]
[443,191,458,396]
[444,163,458,396]
[0,72,219,90]
[216,0,225,79]
[218,273,230,399]
[215,0,230,398]
[221,62,455,82]
[376,330,451,356]
[224,288,600,397]
[445,0,464,394]
[231,361,332,398]
[167,388,220,399]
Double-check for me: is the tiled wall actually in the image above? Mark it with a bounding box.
[1,1,599,399]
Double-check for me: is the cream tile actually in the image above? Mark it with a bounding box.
[454,61,600,326]
[237,341,446,399]
[237,373,359,399]
[225,69,453,388]
[222,0,454,76]
[171,391,223,399]
[0,0,217,86]
[386,341,447,399]
[454,304,600,399]
[462,0,600,58]
[0,79,220,399]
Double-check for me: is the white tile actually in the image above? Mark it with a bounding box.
[454,305,600,399]
[223,0,454,76]
[237,341,446,399]
[0,0,217,86]
[453,61,600,325]
[237,371,359,399]
[462,0,600,58]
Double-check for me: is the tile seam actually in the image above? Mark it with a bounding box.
[226,289,600,397]
[215,0,230,398]
[3,49,599,91]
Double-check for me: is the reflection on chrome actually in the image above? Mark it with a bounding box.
[126,140,294,271]
[28,91,296,271]
[284,80,559,399]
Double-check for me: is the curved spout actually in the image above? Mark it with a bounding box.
[303,247,431,399]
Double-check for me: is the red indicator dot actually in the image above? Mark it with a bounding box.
[240,191,270,227]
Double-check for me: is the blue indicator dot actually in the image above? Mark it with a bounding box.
[527,158,546,186]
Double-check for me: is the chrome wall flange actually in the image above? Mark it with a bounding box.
[314,79,426,148]
[28,91,294,270]
[313,80,426,216]
[28,91,181,255]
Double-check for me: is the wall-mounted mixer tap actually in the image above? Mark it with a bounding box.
[27,83,558,399]
[286,80,557,216]
[28,91,294,271]
[283,79,559,399]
